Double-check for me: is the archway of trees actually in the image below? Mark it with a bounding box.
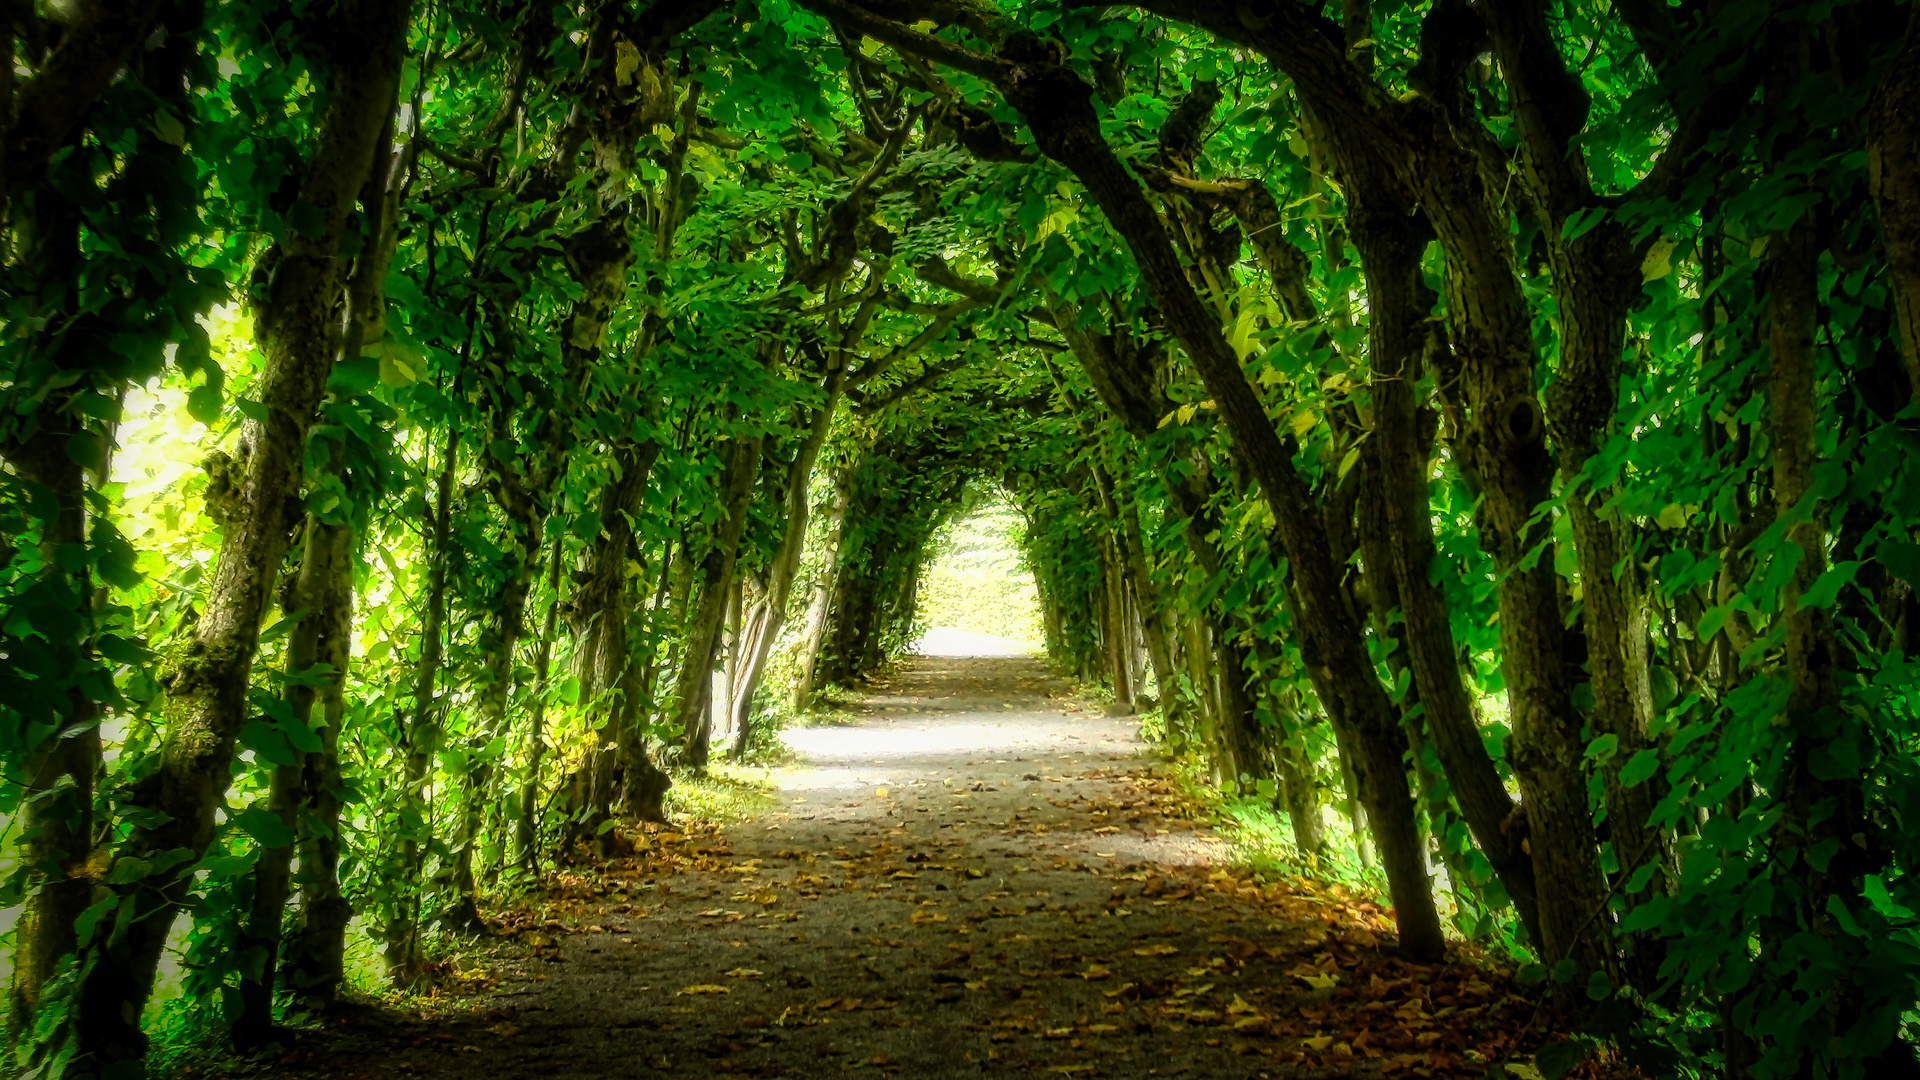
[3,0,1920,1075]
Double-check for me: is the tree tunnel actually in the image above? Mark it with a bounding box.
[4,0,1920,1075]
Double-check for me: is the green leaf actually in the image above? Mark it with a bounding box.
[103,857,153,885]
[186,380,224,424]
[1585,733,1619,761]
[1797,560,1859,610]
[74,894,121,946]
[1878,540,1920,589]
[1559,206,1608,241]
[259,610,306,643]
[1620,749,1660,787]
[1827,894,1865,937]
[1336,445,1361,483]
[153,108,187,147]
[239,719,299,767]
[280,715,324,755]
[1864,875,1915,919]
[328,356,381,396]
[234,806,295,848]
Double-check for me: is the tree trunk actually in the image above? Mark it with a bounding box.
[1270,697,1327,863]
[232,517,324,1049]
[70,4,407,1064]
[1347,201,1544,944]
[515,541,565,872]
[1868,1,1920,411]
[792,461,855,708]
[567,439,669,841]
[731,368,846,754]
[676,435,762,769]
[386,423,459,986]
[1102,537,1134,715]
[284,519,354,1009]
[447,524,540,930]
[4,398,103,1033]
[1000,63,1443,960]
[239,91,405,1038]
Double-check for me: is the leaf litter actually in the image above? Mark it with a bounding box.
[180,655,1634,1080]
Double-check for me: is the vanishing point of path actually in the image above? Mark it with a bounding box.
[230,653,1586,1080]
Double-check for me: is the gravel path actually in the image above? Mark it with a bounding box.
[220,654,1577,1080]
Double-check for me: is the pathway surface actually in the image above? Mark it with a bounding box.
[230,654,1574,1080]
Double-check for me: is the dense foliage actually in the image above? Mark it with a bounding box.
[3,0,1920,1077]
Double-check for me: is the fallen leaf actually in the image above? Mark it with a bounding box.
[678,984,730,995]
[1303,1036,1334,1050]
[725,968,764,979]
[1227,994,1256,1015]
[1301,973,1339,990]
[1079,966,1113,980]
[1134,943,1179,956]
[876,787,889,798]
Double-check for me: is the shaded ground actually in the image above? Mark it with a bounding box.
[202,654,1610,1080]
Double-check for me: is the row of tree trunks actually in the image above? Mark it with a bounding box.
[2,0,198,1020]
[3,379,104,1031]
[568,437,668,848]
[985,49,1443,962]
[70,1,410,1065]
[1148,0,1614,974]
[726,360,848,756]
[563,63,705,836]
[385,421,461,985]
[234,98,408,1044]
[515,542,567,871]
[1340,176,1544,945]
[675,433,765,769]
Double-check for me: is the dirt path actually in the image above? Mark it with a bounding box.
[231,655,1593,1080]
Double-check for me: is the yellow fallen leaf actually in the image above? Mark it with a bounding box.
[678,984,730,995]
[1227,994,1256,1015]
[1079,966,1112,980]
[725,968,764,979]
[876,786,889,798]
[1134,943,1179,956]
[1303,1035,1334,1050]
[1301,972,1339,990]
